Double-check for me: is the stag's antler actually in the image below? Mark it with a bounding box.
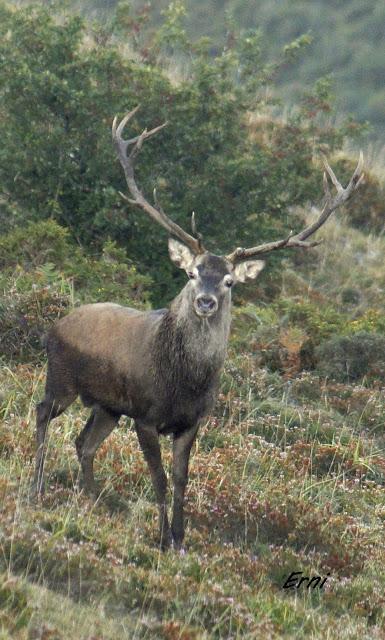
[112,106,205,255]
[226,152,365,263]
[113,107,364,262]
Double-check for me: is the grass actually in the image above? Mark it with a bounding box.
[2,208,385,638]
[1,355,385,639]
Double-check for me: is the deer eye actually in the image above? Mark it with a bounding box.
[224,275,233,288]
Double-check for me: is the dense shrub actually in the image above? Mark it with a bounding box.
[0,221,151,362]
[316,332,385,382]
[231,307,304,375]
[276,297,346,342]
[0,219,71,270]
[0,1,358,304]
[0,282,71,362]
[232,300,385,379]
[347,308,385,335]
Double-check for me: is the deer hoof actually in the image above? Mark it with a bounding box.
[173,541,186,555]
[30,482,45,502]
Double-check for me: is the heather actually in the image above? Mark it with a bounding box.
[1,3,385,638]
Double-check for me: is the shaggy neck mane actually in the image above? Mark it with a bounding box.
[154,293,230,393]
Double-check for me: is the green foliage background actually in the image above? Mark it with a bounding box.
[0,0,361,310]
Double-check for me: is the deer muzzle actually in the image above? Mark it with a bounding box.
[194,294,218,317]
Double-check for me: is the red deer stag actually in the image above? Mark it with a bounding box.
[33,106,364,549]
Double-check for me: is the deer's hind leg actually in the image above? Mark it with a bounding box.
[75,406,120,496]
[33,390,76,497]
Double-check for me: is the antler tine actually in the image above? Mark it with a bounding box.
[323,170,331,199]
[322,155,341,192]
[113,105,140,139]
[112,107,205,255]
[191,211,197,236]
[153,187,167,216]
[113,108,169,163]
[296,151,364,243]
[191,211,204,252]
[226,153,364,263]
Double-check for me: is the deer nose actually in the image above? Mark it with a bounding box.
[196,294,218,315]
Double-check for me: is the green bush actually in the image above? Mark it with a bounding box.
[0,282,71,362]
[0,219,71,270]
[347,308,385,335]
[316,332,385,382]
[0,221,151,362]
[0,2,358,305]
[276,297,346,343]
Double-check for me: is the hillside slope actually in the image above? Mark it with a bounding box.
[2,213,385,638]
[85,0,385,140]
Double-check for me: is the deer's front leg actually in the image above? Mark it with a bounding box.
[135,422,172,550]
[171,424,199,550]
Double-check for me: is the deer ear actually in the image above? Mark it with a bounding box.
[168,238,195,270]
[233,260,265,283]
